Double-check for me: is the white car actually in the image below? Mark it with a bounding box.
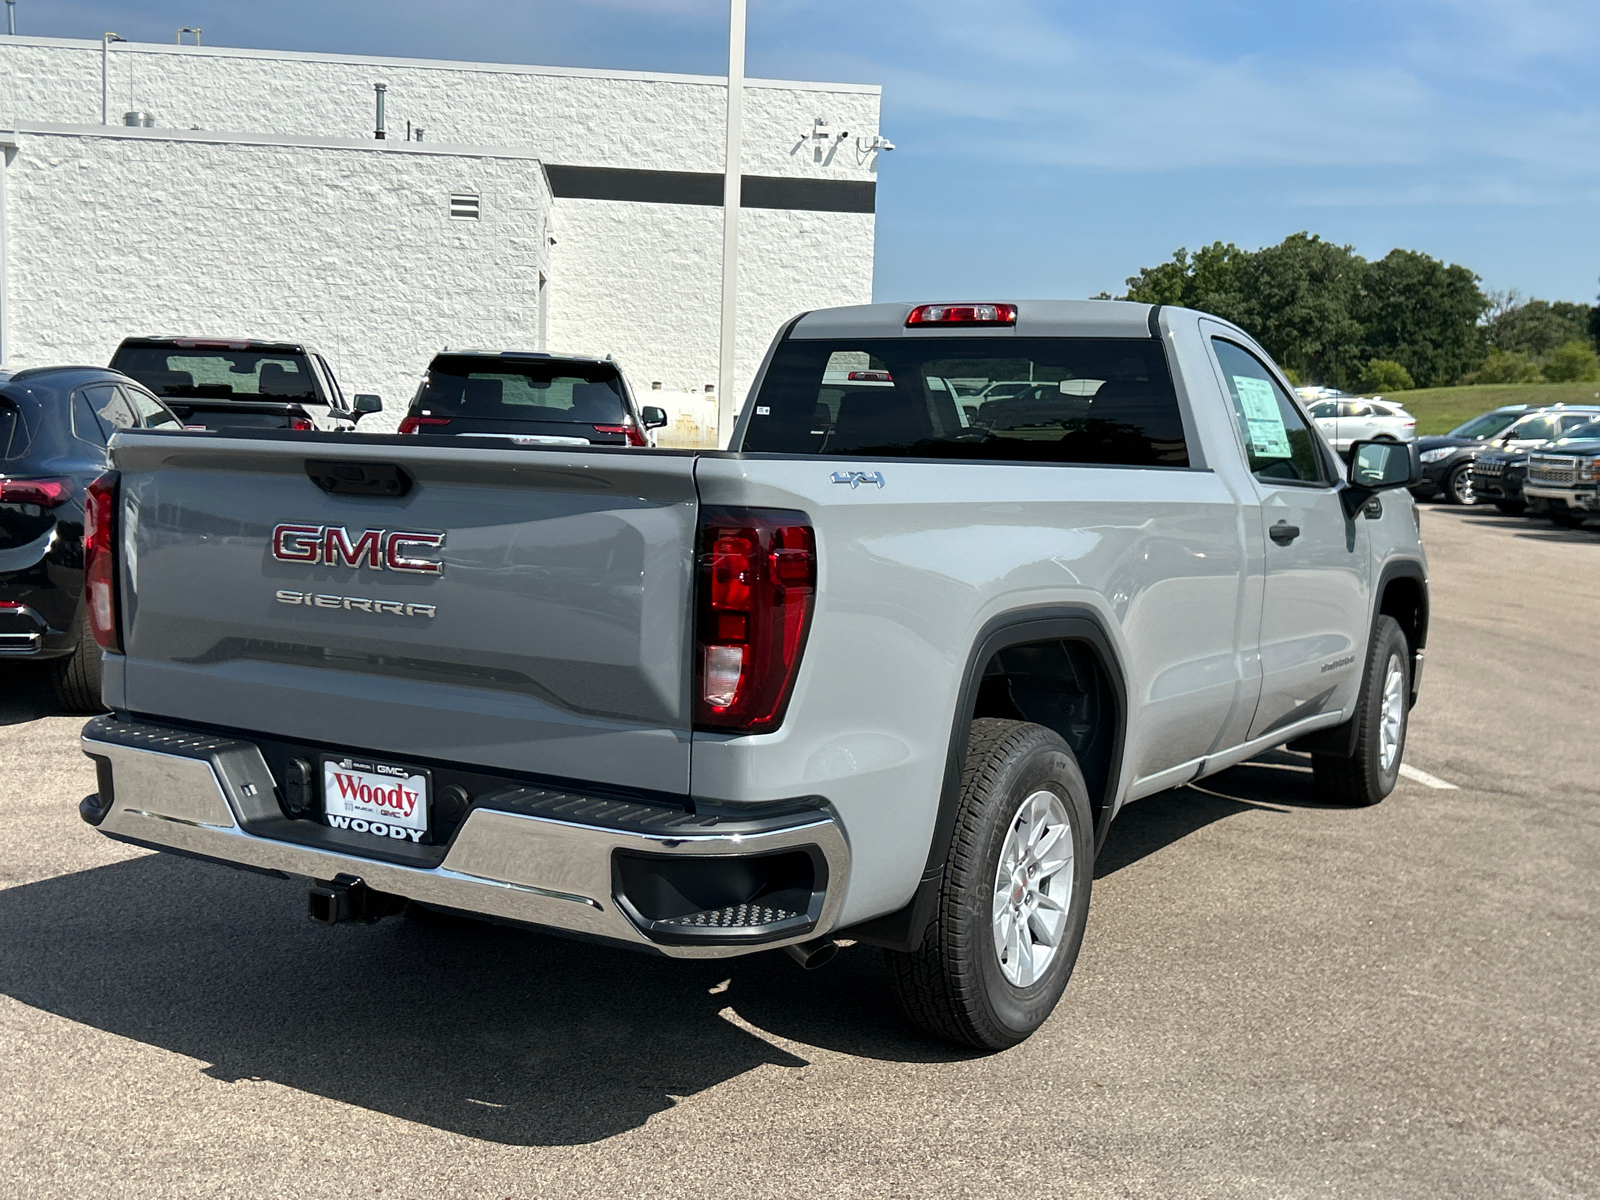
[1307,398,1417,453]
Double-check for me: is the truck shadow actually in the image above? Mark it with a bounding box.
[0,750,1327,1143]
[0,849,966,1146]
[1095,748,1331,877]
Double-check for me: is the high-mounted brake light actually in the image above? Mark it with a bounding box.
[847,370,893,382]
[0,477,72,508]
[398,415,452,435]
[83,471,122,653]
[591,421,648,447]
[905,302,1017,327]
[695,508,816,733]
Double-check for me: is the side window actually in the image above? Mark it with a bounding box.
[1513,416,1557,441]
[1559,414,1592,434]
[1309,401,1337,419]
[80,384,138,437]
[73,393,110,444]
[121,386,179,429]
[1211,339,1326,485]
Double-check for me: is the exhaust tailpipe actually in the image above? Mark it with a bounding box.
[783,937,838,970]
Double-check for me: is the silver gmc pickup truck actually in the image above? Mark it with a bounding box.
[77,300,1429,1050]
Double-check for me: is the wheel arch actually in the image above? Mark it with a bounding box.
[844,605,1129,952]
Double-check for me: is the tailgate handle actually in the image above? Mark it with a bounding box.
[306,460,413,498]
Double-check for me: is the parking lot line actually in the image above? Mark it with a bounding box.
[1398,763,1458,790]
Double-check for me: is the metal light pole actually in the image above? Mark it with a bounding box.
[101,33,125,125]
[716,0,745,448]
[6,1,16,37]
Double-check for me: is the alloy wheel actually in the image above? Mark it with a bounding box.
[991,789,1075,988]
[1379,653,1406,772]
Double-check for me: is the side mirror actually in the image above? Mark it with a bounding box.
[641,406,668,430]
[1343,439,1419,516]
[352,394,383,417]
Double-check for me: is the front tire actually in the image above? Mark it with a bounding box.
[1312,616,1409,807]
[1548,509,1587,529]
[1494,500,1526,516]
[1445,463,1474,505]
[883,719,1094,1051]
[48,609,107,715]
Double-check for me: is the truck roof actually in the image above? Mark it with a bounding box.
[119,336,323,356]
[790,299,1160,340]
[436,349,615,365]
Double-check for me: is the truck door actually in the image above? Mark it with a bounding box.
[1206,336,1368,739]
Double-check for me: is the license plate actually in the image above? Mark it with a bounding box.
[321,755,430,844]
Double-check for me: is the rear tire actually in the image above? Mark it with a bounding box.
[882,719,1094,1051]
[48,610,107,715]
[1311,616,1409,807]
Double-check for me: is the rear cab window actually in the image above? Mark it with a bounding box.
[741,337,1188,466]
[415,356,627,426]
[111,342,325,405]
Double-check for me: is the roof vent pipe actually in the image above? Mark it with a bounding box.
[374,83,387,141]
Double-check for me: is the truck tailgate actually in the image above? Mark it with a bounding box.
[110,435,698,794]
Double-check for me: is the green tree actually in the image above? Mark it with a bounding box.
[1118,234,1486,389]
[1357,250,1487,387]
[1359,359,1414,392]
[1541,339,1600,383]
[1122,241,1247,318]
[1485,297,1593,356]
[1475,350,1544,384]
[1230,233,1367,386]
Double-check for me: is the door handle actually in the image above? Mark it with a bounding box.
[1269,521,1301,546]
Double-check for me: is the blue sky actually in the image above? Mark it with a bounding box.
[21,0,1600,305]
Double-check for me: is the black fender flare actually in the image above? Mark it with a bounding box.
[844,605,1129,952]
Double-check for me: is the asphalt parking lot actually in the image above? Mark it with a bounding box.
[1,504,1596,1200]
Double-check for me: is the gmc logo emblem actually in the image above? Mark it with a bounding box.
[271,524,445,574]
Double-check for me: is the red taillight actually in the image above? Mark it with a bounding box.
[83,471,122,653]
[906,302,1017,327]
[0,476,72,507]
[592,422,648,447]
[694,508,815,732]
[398,415,452,435]
[289,417,314,431]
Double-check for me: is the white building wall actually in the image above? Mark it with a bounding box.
[0,37,882,180]
[0,36,881,435]
[2,127,551,426]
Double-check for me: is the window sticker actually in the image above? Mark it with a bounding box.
[1234,376,1291,458]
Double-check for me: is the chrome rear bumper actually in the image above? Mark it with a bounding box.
[81,718,849,958]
